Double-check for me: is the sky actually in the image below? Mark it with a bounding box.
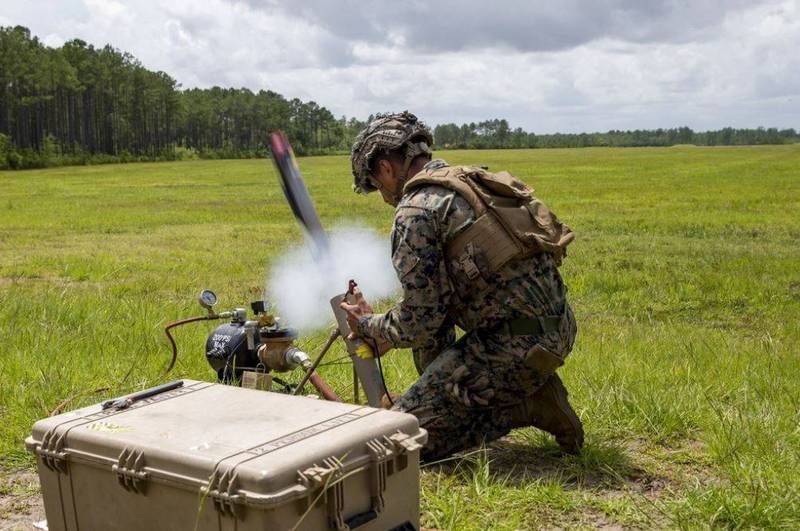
[1,0,798,133]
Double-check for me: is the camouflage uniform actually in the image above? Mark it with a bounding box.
[357,159,577,461]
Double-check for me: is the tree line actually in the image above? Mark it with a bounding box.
[1,26,797,170]
[0,26,365,169]
[434,119,799,149]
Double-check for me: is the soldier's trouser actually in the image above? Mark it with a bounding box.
[393,304,576,462]
[391,331,548,462]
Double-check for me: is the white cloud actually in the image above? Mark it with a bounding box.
[83,0,128,19]
[3,0,798,132]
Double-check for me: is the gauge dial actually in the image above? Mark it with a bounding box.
[198,289,218,309]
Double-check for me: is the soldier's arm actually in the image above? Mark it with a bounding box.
[357,205,451,349]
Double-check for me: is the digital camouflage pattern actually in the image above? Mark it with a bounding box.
[357,159,577,461]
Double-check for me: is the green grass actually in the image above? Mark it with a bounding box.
[1,145,799,528]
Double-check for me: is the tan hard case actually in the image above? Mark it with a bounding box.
[25,380,426,531]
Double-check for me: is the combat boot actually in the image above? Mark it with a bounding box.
[511,373,584,454]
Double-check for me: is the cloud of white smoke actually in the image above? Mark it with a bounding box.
[267,226,399,331]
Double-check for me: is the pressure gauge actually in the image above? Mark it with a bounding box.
[198,289,218,310]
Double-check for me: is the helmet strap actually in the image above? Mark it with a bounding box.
[391,140,431,204]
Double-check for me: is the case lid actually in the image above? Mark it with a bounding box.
[27,380,426,509]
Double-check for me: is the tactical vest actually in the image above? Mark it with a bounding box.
[403,165,574,290]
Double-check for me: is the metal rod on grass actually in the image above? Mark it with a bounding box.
[292,327,341,395]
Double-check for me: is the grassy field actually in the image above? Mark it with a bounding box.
[1,145,799,529]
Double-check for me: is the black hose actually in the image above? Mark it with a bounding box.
[365,336,394,407]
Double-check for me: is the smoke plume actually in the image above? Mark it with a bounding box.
[267,226,400,331]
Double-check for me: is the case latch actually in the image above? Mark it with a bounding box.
[367,438,392,514]
[112,447,149,494]
[298,462,337,489]
[298,458,347,531]
[37,429,68,474]
[203,469,242,518]
[388,431,422,454]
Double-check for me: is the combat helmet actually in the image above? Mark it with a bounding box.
[350,111,433,195]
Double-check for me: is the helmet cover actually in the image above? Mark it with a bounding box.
[350,111,433,194]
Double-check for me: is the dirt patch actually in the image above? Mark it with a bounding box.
[424,435,720,528]
[0,470,44,531]
[480,436,647,489]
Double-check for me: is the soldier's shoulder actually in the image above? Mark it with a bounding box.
[423,158,449,172]
[398,184,459,213]
[417,159,475,179]
[400,159,465,209]
[396,188,474,242]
